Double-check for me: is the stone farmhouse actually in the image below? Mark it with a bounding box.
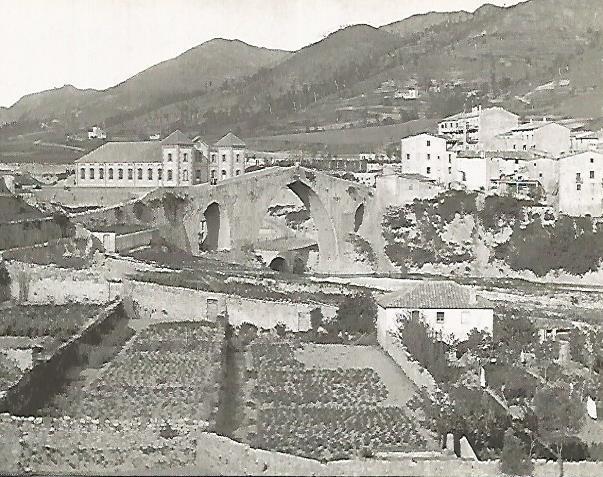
[75,131,247,188]
[376,281,494,344]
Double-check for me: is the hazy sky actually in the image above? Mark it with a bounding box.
[1,0,524,107]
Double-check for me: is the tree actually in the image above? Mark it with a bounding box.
[334,293,377,334]
[535,384,585,477]
[500,428,534,476]
[535,339,556,381]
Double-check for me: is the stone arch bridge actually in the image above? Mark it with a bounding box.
[77,166,376,273]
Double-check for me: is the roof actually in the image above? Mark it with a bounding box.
[161,130,193,145]
[509,121,568,133]
[457,149,552,160]
[558,150,603,160]
[376,281,491,309]
[403,132,450,141]
[0,177,11,195]
[396,173,437,183]
[75,141,162,164]
[214,132,246,147]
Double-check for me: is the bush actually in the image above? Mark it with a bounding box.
[333,293,377,334]
[500,428,534,476]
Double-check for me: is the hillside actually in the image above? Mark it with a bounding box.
[1,39,289,128]
[1,0,602,145]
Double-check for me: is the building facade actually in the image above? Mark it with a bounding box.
[492,122,571,156]
[438,106,519,151]
[400,133,456,185]
[558,151,603,217]
[208,132,246,184]
[75,130,208,188]
[376,281,494,344]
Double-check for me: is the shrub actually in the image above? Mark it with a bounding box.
[333,293,377,335]
[500,428,534,476]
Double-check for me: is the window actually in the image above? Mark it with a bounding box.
[577,184,582,191]
[426,167,431,174]
[221,170,227,177]
[513,144,516,150]
[211,170,216,178]
[448,154,452,163]
[461,171,467,182]
[590,157,594,163]
[80,168,85,179]
[183,153,188,162]
[590,171,595,179]
[522,145,527,151]
[196,170,201,180]
[118,168,124,179]
[167,170,173,181]
[576,172,581,181]
[448,167,452,174]
[539,172,543,178]
[128,169,133,180]
[236,154,239,162]
[137,168,142,180]
[148,168,153,180]
[89,168,95,179]
[211,154,216,163]
[436,311,445,323]
[437,155,440,160]
[222,154,226,162]
[108,168,113,179]
[411,310,420,320]
[427,153,431,160]
[406,154,410,160]
[183,170,188,181]
[515,159,519,165]
[99,168,104,179]
[427,140,431,147]
[236,170,241,176]
[158,168,162,180]
[167,153,172,162]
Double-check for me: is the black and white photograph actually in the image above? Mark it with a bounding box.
[0,0,602,475]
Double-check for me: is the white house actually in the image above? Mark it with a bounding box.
[400,133,456,185]
[87,126,107,140]
[558,151,603,217]
[376,281,494,344]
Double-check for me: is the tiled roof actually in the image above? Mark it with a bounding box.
[75,142,162,164]
[161,130,193,145]
[214,132,246,147]
[376,281,491,309]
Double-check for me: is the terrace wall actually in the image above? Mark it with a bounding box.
[3,261,120,304]
[0,301,124,415]
[123,279,337,331]
[0,218,63,251]
[377,309,438,392]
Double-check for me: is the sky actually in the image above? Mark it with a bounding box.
[0,0,525,108]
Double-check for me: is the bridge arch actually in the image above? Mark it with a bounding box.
[269,256,289,272]
[200,202,231,251]
[354,203,365,232]
[285,179,338,268]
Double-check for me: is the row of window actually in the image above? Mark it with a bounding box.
[80,167,181,181]
[576,171,596,181]
[166,152,188,162]
[210,153,241,163]
[406,153,453,162]
[209,170,242,178]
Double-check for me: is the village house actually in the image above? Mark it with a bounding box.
[376,281,494,344]
[400,133,456,185]
[438,106,519,151]
[491,121,571,156]
[87,125,107,140]
[557,151,603,217]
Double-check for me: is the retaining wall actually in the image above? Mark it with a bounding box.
[124,279,337,331]
[0,218,63,250]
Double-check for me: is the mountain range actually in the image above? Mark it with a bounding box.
[1,0,602,140]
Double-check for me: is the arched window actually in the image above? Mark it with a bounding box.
[128,168,133,180]
[222,154,226,162]
[167,170,173,181]
[158,168,163,180]
[108,168,113,179]
[167,153,172,161]
[221,170,227,178]
[80,168,86,179]
[118,168,124,180]
[183,153,188,162]
[89,168,95,179]
[99,168,104,179]
[148,168,153,180]
[137,168,143,180]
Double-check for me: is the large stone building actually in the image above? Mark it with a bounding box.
[558,151,603,217]
[400,133,456,185]
[208,132,246,184]
[75,130,207,188]
[492,121,571,156]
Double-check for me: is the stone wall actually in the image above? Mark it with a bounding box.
[124,279,337,331]
[4,261,120,304]
[0,218,63,251]
[0,301,125,415]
